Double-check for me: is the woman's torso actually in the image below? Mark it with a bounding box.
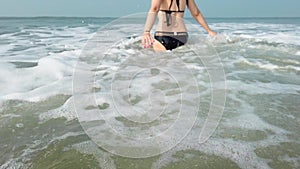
[156,0,188,32]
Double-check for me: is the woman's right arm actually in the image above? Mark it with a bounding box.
[187,0,217,36]
[142,0,162,48]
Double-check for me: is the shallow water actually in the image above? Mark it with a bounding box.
[0,17,299,169]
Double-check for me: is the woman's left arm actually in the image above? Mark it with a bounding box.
[142,0,162,48]
[187,0,217,36]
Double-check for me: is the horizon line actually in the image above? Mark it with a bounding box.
[0,16,300,19]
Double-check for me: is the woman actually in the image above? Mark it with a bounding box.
[142,0,217,51]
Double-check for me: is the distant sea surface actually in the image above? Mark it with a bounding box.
[0,17,299,169]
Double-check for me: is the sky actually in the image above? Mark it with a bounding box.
[0,0,299,18]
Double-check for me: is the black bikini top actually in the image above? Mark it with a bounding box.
[160,0,189,26]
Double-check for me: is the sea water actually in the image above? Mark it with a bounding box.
[0,17,299,169]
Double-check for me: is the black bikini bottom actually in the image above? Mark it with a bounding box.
[154,31,188,50]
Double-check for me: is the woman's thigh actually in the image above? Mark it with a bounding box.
[153,40,166,51]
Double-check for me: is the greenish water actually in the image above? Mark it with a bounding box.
[0,17,300,169]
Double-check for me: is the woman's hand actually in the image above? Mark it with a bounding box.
[208,30,217,36]
[142,32,155,48]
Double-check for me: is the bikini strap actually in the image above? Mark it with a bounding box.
[176,0,180,11]
[160,0,187,26]
[159,0,185,13]
[160,10,185,13]
[168,0,181,12]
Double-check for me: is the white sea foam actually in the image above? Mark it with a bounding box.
[225,113,287,134]
[212,22,300,46]
[225,80,299,95]
[39,96,76,122]
[71,141,116,169]
[0,49,79,102]
[238,57,300,72]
